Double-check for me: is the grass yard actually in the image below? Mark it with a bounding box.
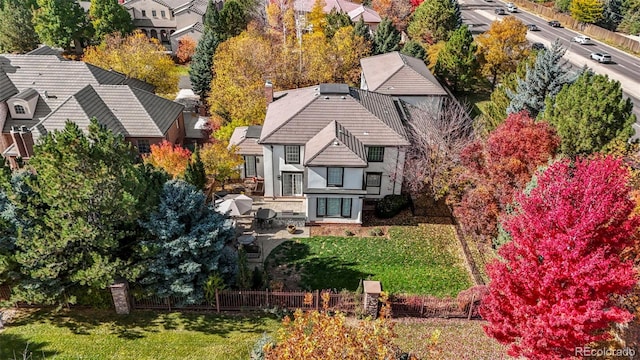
[0,309,279,360]
[394,318,512,359]
[266,224,472,296]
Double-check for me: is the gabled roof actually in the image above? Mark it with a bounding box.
[175,0,208,15]
[171,22,204,38]
[12,88,39,101]
[360,52,448,96]
[27,45,64,56]
[259,84,409,147]
[37,85,125,136]
[229,126,263,155]
[294,0,381,23]
[124,0,189,10]
[0,70,18,101]
[304,120,367,167]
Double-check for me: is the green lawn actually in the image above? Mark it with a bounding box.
[266,224,472,296]
[0,309,279,360]
[175,64,190,76]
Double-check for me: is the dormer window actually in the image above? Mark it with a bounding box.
[14,105,25,114]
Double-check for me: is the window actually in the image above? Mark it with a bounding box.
[365,172,382,195]
[316,198,352,218]
[161,10,166,18]
[245,156,257,178]
[327,167,343,187]
[284,145,300,164]
[152,10,157,17]
[141,9,146,16]
[14,105,25,114]
[367,147,384,162]
[282,172,303,196]
[137,140,151,154]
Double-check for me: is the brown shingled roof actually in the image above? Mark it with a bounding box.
[304,120,367,167]
[360,52,448,96]
[259,85,409,147]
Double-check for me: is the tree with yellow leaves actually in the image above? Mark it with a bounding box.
[83,31,179,95]
[329,26,371,84]
[308,0,328,34]
[570,0,604,23]
[200,141,243,189]
[475,16,529,89]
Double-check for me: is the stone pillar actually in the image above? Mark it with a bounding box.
[109,281,131,315]
[363,280,381,319]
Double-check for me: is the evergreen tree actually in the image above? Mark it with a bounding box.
[400,39,426,60]
[33,0,93,53]
[543,71,636,155]
[597,0,624,30]
[325,10,352,39]
[89,0,133,41]
[507,40,577,117]
[407,0,461,44]
[13,120,142,305]
[189,30,221,102]
[373,18,401,55]
[140,180,235,303]
[353,17,372,44]
[435,25,477,93]
[184,147,207,190]
[0,1,39,53]
[213,0,251,41]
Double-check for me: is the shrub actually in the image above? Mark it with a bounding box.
[369,229,379,237]
[375,194,410,218]
[344,230,355,236]
[250,333,276,360]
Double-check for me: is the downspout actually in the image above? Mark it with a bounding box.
[271,145,277,200]
[394,146,401,194]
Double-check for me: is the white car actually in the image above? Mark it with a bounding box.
[590,52,612,63]
[506,3,517,12]
[571,35,592,45]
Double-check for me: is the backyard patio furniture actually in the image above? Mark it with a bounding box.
[215,194,254,216]
[237,233,256,245]
[256,208,277,229]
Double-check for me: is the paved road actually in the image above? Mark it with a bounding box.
[460,0,640,135]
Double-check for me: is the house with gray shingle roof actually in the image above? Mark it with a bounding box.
[0,54,185,168]
[360,51,449,108]
[229,125,264,179]
[257,83,410,224]
[124,0,219,52]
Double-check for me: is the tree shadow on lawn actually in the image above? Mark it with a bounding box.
[0,333,57,359]
[265,241,371,291]
[8,308,272,340]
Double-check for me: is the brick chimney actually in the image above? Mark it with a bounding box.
[265,80,273,104]
[10,126,27,158]
[19,126,34,158]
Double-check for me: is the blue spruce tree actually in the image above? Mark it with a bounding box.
[141,180,235,303]
[507,40,577,117]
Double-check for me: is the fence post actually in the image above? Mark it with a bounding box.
[215,289,220,313]
[315,290,319,310]
[467,294,476,320]
[421,297,425,317]
[109,281,131,315]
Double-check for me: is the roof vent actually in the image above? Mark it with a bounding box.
[341,96,346,99]
[324,96,329,100]
[333,140,339,146]
[363,131,369,135]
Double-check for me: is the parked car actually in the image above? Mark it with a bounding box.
[531,42,546,50]
[590,52,612,63]
[571,35,592,45]
[495,8,506,15]
[506,3,518,12]
[548,20,561,27]
[527,24,540,31]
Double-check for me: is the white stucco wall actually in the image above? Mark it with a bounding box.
[263,144,305,197]
[364,146,405,198]
[307,167,363,189]
[306,195,363,224]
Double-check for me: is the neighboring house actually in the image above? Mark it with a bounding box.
[124,0,219,51]
[0,54,185,168]
[360,51,449,107]
[258,83,410,224]
[229,126,264,179]
[294,0,381,30]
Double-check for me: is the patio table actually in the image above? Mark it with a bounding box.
[256,208,277,229]
[237,234,256,245]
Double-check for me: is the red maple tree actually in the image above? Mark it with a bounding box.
[481,156,639,359]
[144,140,192,178]
[453,111,559,240]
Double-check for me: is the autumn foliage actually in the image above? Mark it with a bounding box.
[481,156,639,359]
[264,292,407,359]
[453,111,559,240]
[144,141,192,178]
[176,35,197,64]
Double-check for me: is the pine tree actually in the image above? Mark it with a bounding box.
[189,30,221,101]
[184,147,207,190]
[407,0,461,44]
[507,40,576,117]
[33,0,93,52]
[325,9,352,39]
[543,71,636,155]
[400,39,426,60]
[435,25,477,93]
[353,18,372,44]
[0,1,39,53]
[373,18,401,55]
[89,0,133,41]
[140,180,235,303]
